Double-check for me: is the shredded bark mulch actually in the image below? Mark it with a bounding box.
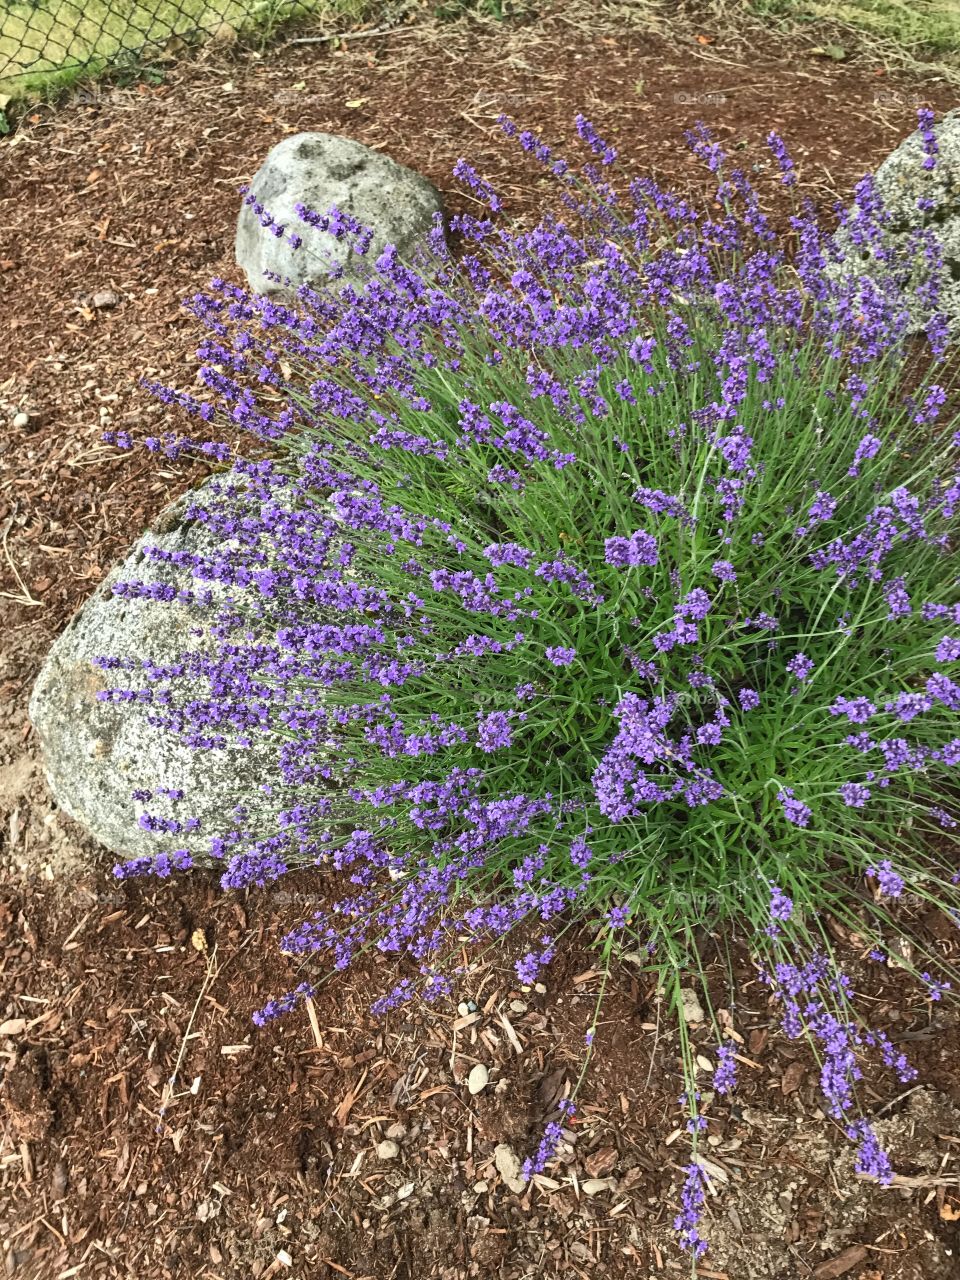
[3,3,960,1277]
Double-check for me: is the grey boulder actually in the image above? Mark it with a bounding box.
[833,108,960,331]
[29,485,290,864]
[236,132,444,299]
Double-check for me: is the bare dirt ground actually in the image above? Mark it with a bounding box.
[3,3,960,1277]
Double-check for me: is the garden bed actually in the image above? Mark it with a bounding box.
[2,3,960,1277]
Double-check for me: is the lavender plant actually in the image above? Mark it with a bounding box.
[101,113,960,1264]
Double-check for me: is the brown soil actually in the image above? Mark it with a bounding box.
[3,3,960,1277]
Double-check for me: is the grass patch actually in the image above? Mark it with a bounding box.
[747,0,960,60]
[0,0,373,100]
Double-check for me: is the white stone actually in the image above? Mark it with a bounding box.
[493,1144,526,1194]
[28,477,327,862]
[582,1178,614,1196]
[679,988,705,1025]
[236,133,444,301]
[834,109,960,331]
[466,1063,489,1095]
[376,1140,399,1160]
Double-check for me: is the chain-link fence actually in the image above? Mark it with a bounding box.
[0,0,360,98]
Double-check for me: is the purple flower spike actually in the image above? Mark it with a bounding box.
[674,1162,709,1259]
[452,158,503,211]
[840,782,871,808]
[777,789,812,828]
[604,528,658,569]
[921,970,952,1001]
[607,904,630,929]
[715,1041,738,1095]
[522,1099,576,1179]
[866,859,904,899]
[786,653,815,683]
[574,114,617,165]
[545,645,576,667]
[767,130,796,186]
[846,1119,894,1184]
[917,107,939,171]
[477,711,513,753]
[769,884,794,922]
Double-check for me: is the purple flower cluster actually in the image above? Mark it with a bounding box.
[917,107,939,172]
[100,114,960,1260]
[592,691,728,821]
[866,859,905,899]
[522,1099,576,1179]
[674,1162,709,1259]
[545,646,576,667]
[574,114,617,166]
[777,788,812,828]
[714,1041,738,1095]
[763,947,914,1185]
[766,130,796,187]
[604,528,658,569]
[477,711,514,753]
[786,653,815,684]
[769,884,794,922]
[846,1118,894,1184]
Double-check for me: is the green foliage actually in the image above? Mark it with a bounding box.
[749,0,960,55]
[432,0,518,18]
[275,290,960,967]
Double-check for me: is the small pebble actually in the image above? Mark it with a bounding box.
[467,1063,489,1095]
[12,412,29,429]
[51,1161,68,1197]
[509,1000,527,1014]
[679,987,705,1025]
[385,1121,406,1140]
[457,1001,470,1017]
[494,1143,527,1194]
[376,1140,399,1160]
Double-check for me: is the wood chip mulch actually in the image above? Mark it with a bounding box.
[3,4,960,1277]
